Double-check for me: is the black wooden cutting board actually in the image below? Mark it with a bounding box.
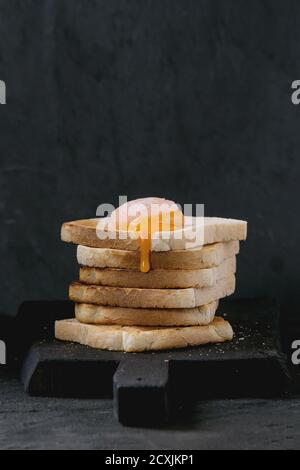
[15,298,290,426]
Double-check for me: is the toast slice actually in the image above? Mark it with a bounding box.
[62,217,247,251]
[69,275,236,309]
[77,240,240,270]
[79,256,236,289]
[55,317,233,352]
[75,301,219,326]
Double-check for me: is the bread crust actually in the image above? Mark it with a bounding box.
[55,317,234,352]
[77,240,240,270]
[62,217,247,251]
[75,301,219,326]
[79,256,236,289]
[69,275,236,309]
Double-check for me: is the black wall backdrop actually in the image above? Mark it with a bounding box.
[0,0,299,317]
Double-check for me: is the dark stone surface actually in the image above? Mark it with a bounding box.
[0,1,300,318]
[0,374,300,450]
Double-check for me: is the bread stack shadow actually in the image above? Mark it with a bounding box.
[56,217,247,352]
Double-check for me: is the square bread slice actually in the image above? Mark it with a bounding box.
[55,317,233,352]
[69,275,235,309]
[75,301,219,326]
[79,256,236,289]
[62,217,247,251]
[77,240,240,271]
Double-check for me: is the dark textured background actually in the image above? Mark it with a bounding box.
[0,0,299,317]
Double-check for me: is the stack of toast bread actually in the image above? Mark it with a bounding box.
[56,199,247,352]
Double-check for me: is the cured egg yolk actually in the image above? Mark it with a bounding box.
[110,198,184,273]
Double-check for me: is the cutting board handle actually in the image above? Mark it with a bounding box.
[113,358,170,426]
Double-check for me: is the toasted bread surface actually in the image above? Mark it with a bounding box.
[55,316,234,352]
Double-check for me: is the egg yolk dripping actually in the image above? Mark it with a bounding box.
[110,199,184,273]
[134,210,184,272]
